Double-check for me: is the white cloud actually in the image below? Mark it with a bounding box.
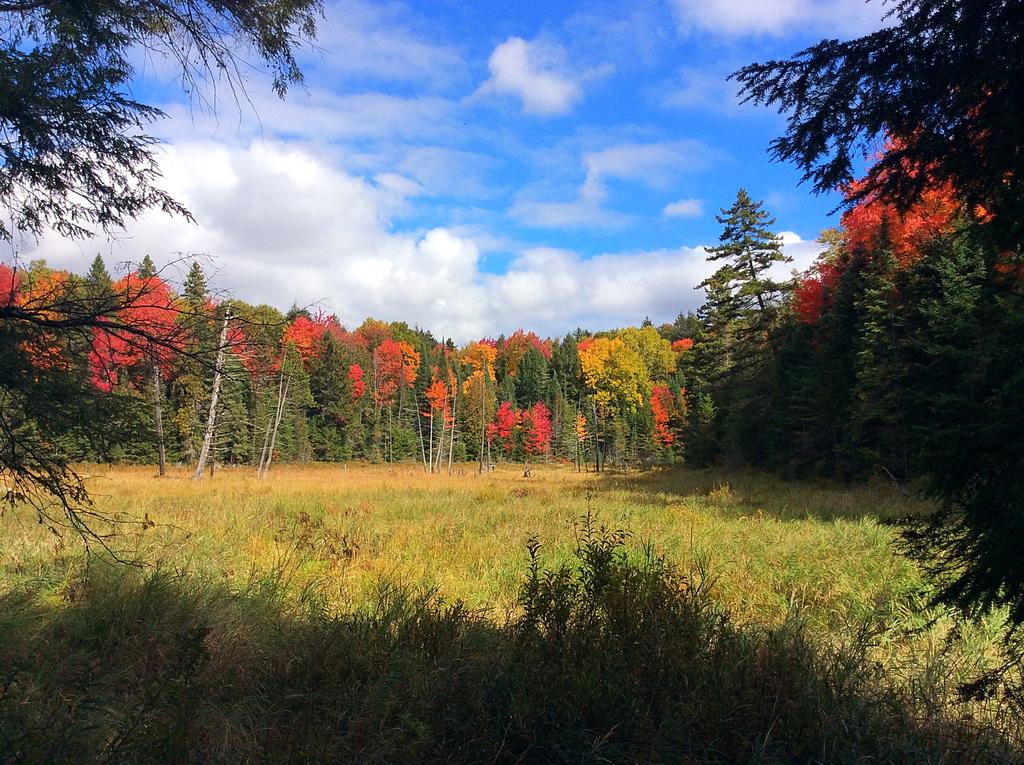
[513,139,713,228]
[659,66,748,113]
[311,0,466,87]
[670,0,889,38]
[396,147,500,200]
[19,141,823,341]
[662,198,704,218]
[510,198,633,230]
[477,37,582,116]
[581,140,710,203]
[374,172,425,198]
[158,89,459,145]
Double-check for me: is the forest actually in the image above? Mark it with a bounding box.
[5,163,1019,487]
[3,0,1024,762]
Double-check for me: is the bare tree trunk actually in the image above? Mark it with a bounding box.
[478,375,486,475]
[428,406,434,473]
[257,373,281,475]
[415,398,428,472]
[436,409,444,475]
[194,311,231,480]
[258,373,289,478]
[435,406,447,474]
[153,363,166,477]
[447,387,457,476]
[262,376,288,477]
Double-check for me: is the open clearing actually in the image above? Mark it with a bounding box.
[2,464,1020,763]
[6,463,926,625]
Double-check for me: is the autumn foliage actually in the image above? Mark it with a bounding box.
[372,338,420,407]
[89,273,180,391]
[650,385,686,448]
[486,400,551,458]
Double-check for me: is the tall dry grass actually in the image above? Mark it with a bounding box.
[1,463,1020,762]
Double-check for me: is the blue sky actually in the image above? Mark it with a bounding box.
[28,0,891,340]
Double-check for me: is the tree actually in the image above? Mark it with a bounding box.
[578,337,649,471]
[1,261,189,540]
[617,326,676,382]
[733,0,1024,249]
[514,346,549,408]
[692,191,791,464]
[736,5,1024,625]
[87,270,182,475]
[460,342,497,472]
[700,189,791,333]
[0,0,321,242]
[85,255,112,295]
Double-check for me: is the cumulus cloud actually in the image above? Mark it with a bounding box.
[670,0,888,38]
[20,141,822,341]
[662,198,704,218]
[476,36,582,116]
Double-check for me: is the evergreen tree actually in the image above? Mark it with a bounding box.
[499,373,516,406]
[213,352,252,466]
[85,255,112,293]
[693,190,792,464]
[514,346,549,407]
[172,261,213,463]
[700,189,791,339]
[137,255,157,279]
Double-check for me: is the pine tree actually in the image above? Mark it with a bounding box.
[172,261,212,464]
[183,262,208,307]
[214,352,253,466]
[514,346,549,407]
[693,190,792,464]
[85,255,112,293]
[851,239,911,477]
[700,188,791,341]
[137,255,157,279]
[499,373,516,406]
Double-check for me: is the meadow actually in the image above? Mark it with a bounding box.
[2,464,1021,763]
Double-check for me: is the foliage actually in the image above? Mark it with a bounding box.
[0,0,321,242]
[733,0,1024,249]
[578,337,648,414]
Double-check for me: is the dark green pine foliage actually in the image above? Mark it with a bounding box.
[661,311,701,343]
[550,335,583,404]
[514,346,549,407]
[214,352,252,466]
[83,254,116,318]
[136,255,157,279]
[85,255,112,293]
[308,334,353,461]
[850,239,913,479]
[694,190,792,464]
[272,344,313,463]
[171,261,212,463]
[498,371,517,406]
[733,0,1024,252]
[700,188,791,344]
[899,230,1024,625]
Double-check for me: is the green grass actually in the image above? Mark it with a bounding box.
[1,463,1020,762]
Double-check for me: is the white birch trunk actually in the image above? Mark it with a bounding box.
[259,373,289,478]
[193,311,231,480]
[153,363,166,477]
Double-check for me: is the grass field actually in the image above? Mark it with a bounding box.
[6,463,927,624]
[2,463,1021,762]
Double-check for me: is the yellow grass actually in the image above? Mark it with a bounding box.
[3,462,928,632]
